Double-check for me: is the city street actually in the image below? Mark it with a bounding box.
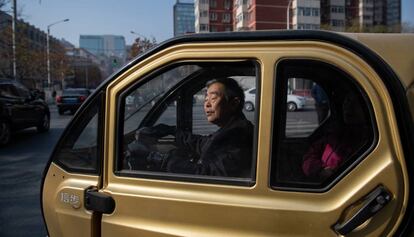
[0,105,71,237]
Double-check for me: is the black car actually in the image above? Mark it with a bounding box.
[56,88,90,115]
[0,79,50,145]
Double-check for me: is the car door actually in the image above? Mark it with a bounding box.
[42,32,413,237]
[42,92,104,237]
[0,83,26,126]
[14,82,42,125]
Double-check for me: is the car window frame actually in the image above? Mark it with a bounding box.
[270,59,378,192]
[114,60,260,187]
[50,91,105,175]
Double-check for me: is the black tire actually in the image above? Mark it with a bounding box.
[0,120,11,146]
[287,102,297,112]
[37,113,50,133]
[244,102,255,111]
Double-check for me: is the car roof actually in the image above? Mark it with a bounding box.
[343,33,414,89]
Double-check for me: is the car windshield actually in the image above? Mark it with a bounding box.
[63,89,89,96]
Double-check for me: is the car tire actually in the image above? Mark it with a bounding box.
[244,102,255,111]
[37,114,50,133]
[287,102,297,112]
[0,120,11,146]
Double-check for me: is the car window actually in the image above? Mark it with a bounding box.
[14,82,30,98]
[52,93,102,174]
[271,60,375,191]
[285,78,324,138]
[0,84,19,97]
[63,89,89,96]
[117,61,258,185]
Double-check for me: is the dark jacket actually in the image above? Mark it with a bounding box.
[167,113,254,177]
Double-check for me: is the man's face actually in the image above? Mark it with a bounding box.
[204,82,233,127]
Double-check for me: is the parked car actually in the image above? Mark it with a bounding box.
[41,31,414,236]
[56,88,90,115]
[244,87,306,111]
[0,79,50,145]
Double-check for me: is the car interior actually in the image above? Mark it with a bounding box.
[272,60,375,191]
[117,61,258,178]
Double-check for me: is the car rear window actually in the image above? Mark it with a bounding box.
[63,89,89,96]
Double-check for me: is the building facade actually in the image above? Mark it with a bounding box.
[174,0,196,36]
[0,11,65,89]
[292,0,321,30]
[234,0,291,31]
[79,35,126,59]
[344,0,401,32]
[195,0,233,33]
[321,0,346,31]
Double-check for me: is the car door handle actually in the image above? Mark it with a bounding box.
[84,187,115,214]
[333,185,392,235]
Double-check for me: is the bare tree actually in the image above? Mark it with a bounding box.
[128,36,157,60]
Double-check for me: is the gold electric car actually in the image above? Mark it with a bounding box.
[41,30,414,236]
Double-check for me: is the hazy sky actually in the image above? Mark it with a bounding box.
[7,0,414,47]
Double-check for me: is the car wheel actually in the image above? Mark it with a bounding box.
[287,102,297,112]
[0,121,11,146]
[37,114,50,133]
[244,102,254,111]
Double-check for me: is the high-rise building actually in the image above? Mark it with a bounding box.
[321,0,346,31]
[79,35,126,59]
[345,0,401,32]
[195,0,233,33]
[234,0,291,31]
[386,0,401,29]
[233,0,320,31]
[174,0,195,36]
[292,0,321,30]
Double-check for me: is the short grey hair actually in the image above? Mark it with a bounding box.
[206,77,245,112]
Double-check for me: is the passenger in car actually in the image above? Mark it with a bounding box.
[311,83,329,124]
[127,77,254,177]
[302,92,371,179]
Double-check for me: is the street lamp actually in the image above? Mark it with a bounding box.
[130,30,147,39]
[287,0,293,29]
[47,18,69,92]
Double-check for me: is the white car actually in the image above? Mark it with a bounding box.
[244,87,306,112]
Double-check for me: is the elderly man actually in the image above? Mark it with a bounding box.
[127,77,254,177]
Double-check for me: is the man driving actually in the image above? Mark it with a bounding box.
[126,77,254,177]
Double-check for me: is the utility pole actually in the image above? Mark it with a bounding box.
[287,0,293,30]
[12,0,17,79]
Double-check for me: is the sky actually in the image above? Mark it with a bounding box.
[5,0,414,47]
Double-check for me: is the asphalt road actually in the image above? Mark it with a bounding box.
[0,105,72,237]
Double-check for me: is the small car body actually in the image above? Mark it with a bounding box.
[41,31,414,237]
[56,88,90,115]
[0,79,50,145]
[244,87,306,111]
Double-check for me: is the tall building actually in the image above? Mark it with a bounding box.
[345,0,401,32]
[233,0,320,31]
[195,0,233,33]
[292,0,321,30]
[79,35,126,59]
[386,0,401,29]
[234,0,291,31]
[174,0,195,36]
[321,0,346,31]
